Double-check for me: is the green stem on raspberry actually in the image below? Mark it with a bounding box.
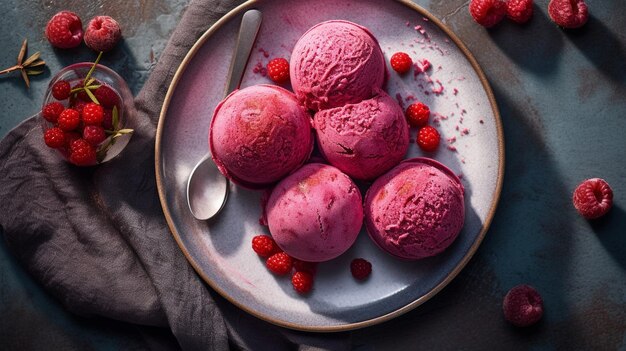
[105,128,133,135]
[83,51,103,85]
[85,88,100,105]
[112,106,119,130]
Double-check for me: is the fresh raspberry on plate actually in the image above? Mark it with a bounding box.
[573,178,613,219]
[42,102,65,123]
[469,0,507,28]
[406,102,430,128]
[417,125,440,152]
[52,80,72,100]
[350,258,372,280]
[503,284,543,327]
[548,0,588,28]
[507,0,534,23]
[390,52,412,74]
[45,11,83,49]
[83,125,106,146]
[293,259,317,275]
[57,108,81,131]
[291,271,314,294]
[43,127,66,148]
[69,138,97,166]
[267,58,290,84]
[82,102,104,125]
[266,252,292,275]
[252,235,280,258]
[93,85,120,108]
[84,16,122,52]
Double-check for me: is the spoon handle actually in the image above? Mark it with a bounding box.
[225,9,263,96]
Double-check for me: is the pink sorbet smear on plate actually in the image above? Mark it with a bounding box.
[290,20,386,111]
[209,85,313,189]
[266,163,363,262]
[364,158,465,260]
[313,89,409,181]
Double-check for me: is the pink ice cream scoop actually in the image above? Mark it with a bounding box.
[209,85,313,189]
[313,89,409,181]
[266,163,363,262]
[364,158,465,260]
[290,20,386,111]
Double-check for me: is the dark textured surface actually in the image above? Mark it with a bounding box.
[0,0,624,350]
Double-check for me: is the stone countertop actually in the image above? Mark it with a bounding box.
[0,0,624,350]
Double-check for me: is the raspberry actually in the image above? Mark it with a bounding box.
[45,11,83,49]
[252,235,280,258]
[102,108,114,130]
[291,271,314,294]
[406,102,430,128]
[266,58,290,84]
[572,178,613,219]
[82,103,104,125]
[390,52,412,74]
[417,126,440,152]
[72,82,91,102]
[52,80,71,100]
[69,139,97,166]
[266,252,292,275]
[93,85,120,108]
[83,125,106,146]
[57,109,80,131]
[506,0,534,24]
[548,0,588,29]
[84,16,122,52]
[469,0,507,28]
[350,258,372,280]
[503,285,543,327]
[292,259,317,275]
[42,102,65,123]
[72,99,89,117]
[64,132,81,150]
[43,127,66,148]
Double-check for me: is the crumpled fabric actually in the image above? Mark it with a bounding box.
[0,0,350,349]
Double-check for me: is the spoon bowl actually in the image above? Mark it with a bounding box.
[186,154,229,220]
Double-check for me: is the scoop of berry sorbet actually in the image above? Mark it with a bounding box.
[209,85,313,189]
[313,89,409,181]
[290,20,386,111]
[266,163,363,262]
[364,158,465,260]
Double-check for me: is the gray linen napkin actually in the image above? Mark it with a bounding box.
[0,0,350,349]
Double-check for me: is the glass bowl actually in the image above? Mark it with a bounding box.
[41,62,134,166]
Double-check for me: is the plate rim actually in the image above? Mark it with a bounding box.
[155,0,505,332]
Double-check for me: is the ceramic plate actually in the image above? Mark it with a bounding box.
[156,0,503,331]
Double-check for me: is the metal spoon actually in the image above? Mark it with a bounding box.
[186,9,263,220]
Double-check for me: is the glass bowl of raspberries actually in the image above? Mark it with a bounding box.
[40,59,134,166]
